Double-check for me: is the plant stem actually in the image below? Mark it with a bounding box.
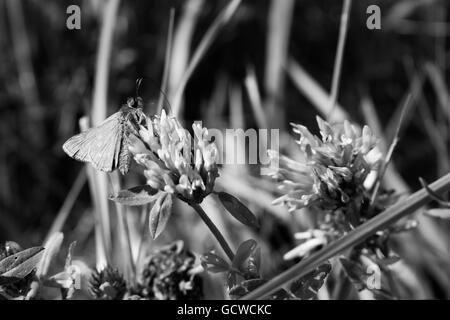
[189,202,235,261]
[241,172,450,300]
[327,0,352,120]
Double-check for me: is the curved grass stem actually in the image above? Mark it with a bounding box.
[189,202,235,261]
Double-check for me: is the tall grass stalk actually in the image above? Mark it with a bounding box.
[157,8,175,114]
[109,173,135,286]
[168,0,203,115]
[45,168,86,242]
[264,0,294,129]
[327,0,352,121]
[171,0,242,117]
[6,0,43,145]
[245,65,268,129]
[90,0,121,269]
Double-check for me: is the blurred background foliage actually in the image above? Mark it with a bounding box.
[0,0,449,298]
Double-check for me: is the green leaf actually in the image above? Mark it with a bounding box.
[201,253,230,273]
[109,185,159,206]
[0,247,44,285]
[227,271,238,288]
[228,284,247,299]
[270,289,292,300]
[232,239,257,270]
[149,192,173,239]
[424,208,450,220]
[376,255,401,267]
[217,192,259,228]
[339,257,367,291]
[229,278,267,299]
[247,247,261,278]
[290,262,331,300]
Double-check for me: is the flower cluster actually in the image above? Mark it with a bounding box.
[266,116,381,212]
[130,110,219,203]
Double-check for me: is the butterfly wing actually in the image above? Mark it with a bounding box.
[62,112,123,172]
[89,117,123,172]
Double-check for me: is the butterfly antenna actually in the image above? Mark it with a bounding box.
[135,78,144,98]
[135,76,173,116]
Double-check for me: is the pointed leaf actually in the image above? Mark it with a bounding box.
[0,247,44,284]
[247,247,261,278]
[228,284,248,299]
[232,239,257,270]
[425,208,450,220]
[339,257,367,291]
[229,278,268,299]
[109,185,159,206]
[201,252,230,273]
[290,262,331,300]
[227,271,238,289]
[149,192,173,239]
[270,289,292,300]
[218,192,259,228]
[376,255,401,267]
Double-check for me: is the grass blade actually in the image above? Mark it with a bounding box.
[264,0,295,128]
[89,0,121,269]
[157,8,175,114]
[286,58,349,122]
[327,0,352,120]
[45,168,86,242]
[172,0,242,117]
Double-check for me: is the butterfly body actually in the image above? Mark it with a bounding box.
[63,97,145,175]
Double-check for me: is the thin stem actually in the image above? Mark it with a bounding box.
[109,173,135,285]
[189,202,235,261]
[157,8,175,114]
[327,0,352,120]
[241,172,450,300]
[370,94,412,207]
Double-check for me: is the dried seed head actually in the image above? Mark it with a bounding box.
[139,241,203,300]
[90,266,127,300]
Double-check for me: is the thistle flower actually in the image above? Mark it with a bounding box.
[90,266,127,300]
[130,110,219,204]
[266,116,381,212]
[139,241,203,300]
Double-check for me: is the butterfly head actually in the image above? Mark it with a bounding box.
[126,96,144,110]
[122,96,146,128]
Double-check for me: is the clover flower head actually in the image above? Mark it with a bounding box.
[266,116,381,212]
[129,110,219,203]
